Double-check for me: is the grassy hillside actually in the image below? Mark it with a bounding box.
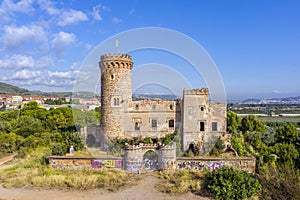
[0,82,35,95]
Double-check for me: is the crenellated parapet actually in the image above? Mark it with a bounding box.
[125,143,176,150]
[183,88,209,95]
[99,54,133,72]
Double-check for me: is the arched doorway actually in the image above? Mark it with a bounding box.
[86,134,96,147]
[143,150,158,170]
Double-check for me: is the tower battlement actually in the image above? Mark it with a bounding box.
[183,88,209,95]
[99,54,133,71]
[100,54,132,62]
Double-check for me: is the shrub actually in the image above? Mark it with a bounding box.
[258,164,300,200]
[205,167,261,200]
[51,143,66,156]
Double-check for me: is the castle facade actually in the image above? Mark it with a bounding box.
[99,54,226,151]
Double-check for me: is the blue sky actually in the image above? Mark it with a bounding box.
[0,0,299,100]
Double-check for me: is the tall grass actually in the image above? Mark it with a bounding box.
[155,170,205,194]
[0,147,138,190]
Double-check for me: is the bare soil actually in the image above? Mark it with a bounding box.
[0,173,210,200]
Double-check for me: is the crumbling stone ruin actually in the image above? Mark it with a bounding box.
[98,54,227,153]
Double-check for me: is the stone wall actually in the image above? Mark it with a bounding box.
[48,156,123,170]
[181,89,226,153]
[124,143,177,173]
[125,99,180,138]
[48,155,255,174]
[176,157,256,173]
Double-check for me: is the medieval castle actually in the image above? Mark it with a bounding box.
[98,54,227,152]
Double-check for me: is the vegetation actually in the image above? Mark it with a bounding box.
[227,111,300,199]
[0,101,101,158]
[155,170,204,194]
[44,98,71,105]
[0,147,138,191]
[205,167,261,200]
[0,82,34,95]
[109,131,181,156]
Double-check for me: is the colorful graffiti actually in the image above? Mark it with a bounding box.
[143,158,158,170]
[49,158,122,169]
[177,160,222,171]
[91,159,123,169]
[126,161,142,173]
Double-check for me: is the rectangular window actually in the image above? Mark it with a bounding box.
[169,119,174,128]
[151,119,157,130]
[212,122,218,131]
[200,121,205,131]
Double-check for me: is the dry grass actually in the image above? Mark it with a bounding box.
[154,170,206,194]
[0,148,138,191]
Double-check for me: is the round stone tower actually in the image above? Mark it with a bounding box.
[99,54,133,140]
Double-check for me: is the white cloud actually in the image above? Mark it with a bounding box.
[0,54,34,69]
[36,56,53,68]
[1,69,78,88]
[37,0,60,15]
[49,71,73,79]
[8,69,41,80]
[0,54,53,70]
[57,9,88,26]
[1,24,47,50]
[92,4,102,21]
[112,17,122,23]
[1,0,34,15]
[51,31,76,54]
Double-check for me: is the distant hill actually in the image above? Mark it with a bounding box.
[0,82,36,95]
[0,82,97,98]
[241,96,300,105]
[132,93,178,100]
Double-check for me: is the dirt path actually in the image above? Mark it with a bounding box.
[0,154,16,166]
[0,173,210,200]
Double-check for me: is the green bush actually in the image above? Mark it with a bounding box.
[51,143,66,156]
[205,167,261,200]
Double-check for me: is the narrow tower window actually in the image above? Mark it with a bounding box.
[169,119,175,129]
[113,98,120,106]
[200,121,205,131]
[111,74,114,80]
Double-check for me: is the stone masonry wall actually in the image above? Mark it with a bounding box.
[48,156,123,170]
[48,155,255,174]
[100,54,133,139]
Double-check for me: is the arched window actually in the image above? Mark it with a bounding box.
[113,98,120,106]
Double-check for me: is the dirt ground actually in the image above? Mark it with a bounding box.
[0,173,210,200]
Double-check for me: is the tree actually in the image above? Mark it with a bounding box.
[275,123,299,146]
[227,111,241,133]
[240,115,266,133]
[22,101,38,110]
[205,167,262,200]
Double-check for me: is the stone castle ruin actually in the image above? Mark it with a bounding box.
[98,54,227,153]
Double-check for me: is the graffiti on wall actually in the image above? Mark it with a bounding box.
[177,160,222,171]
[91,159,123,169]
[49,158,122,169]
[126,161,142,173]
[143,158,158,170]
